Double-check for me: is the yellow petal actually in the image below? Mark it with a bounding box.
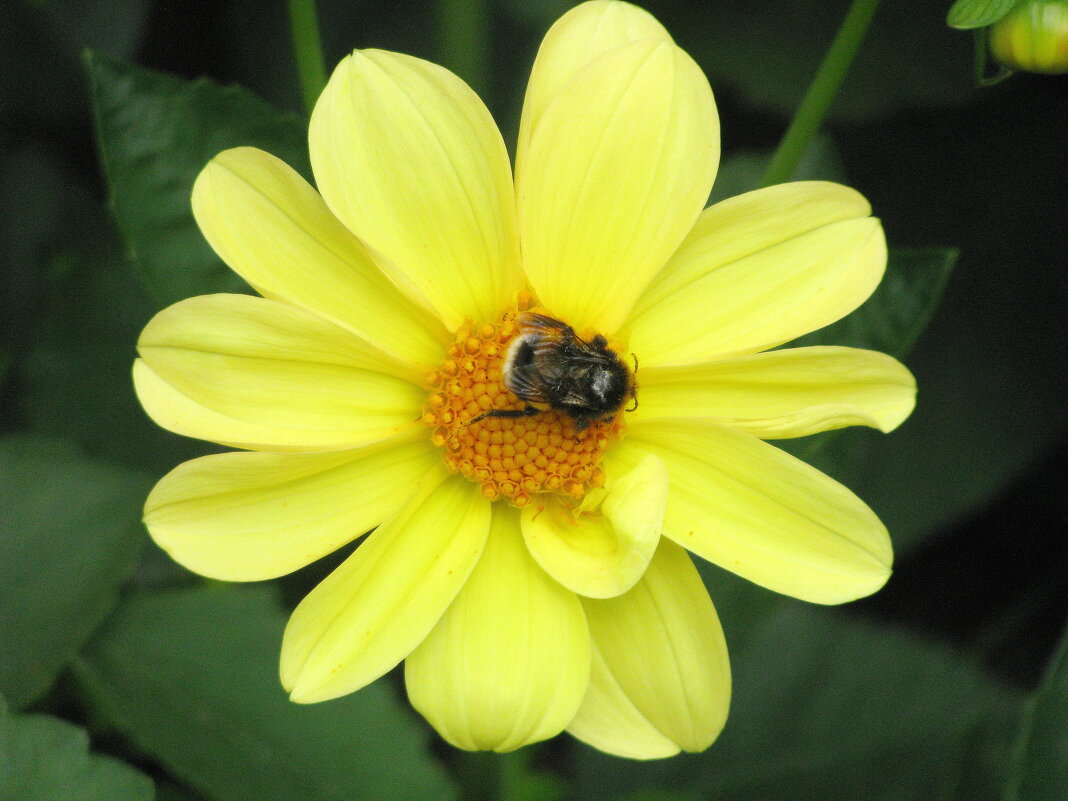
[568,539,730,755]
[191,147,447,368]
[519,454,667,598]
[566,647,680,759]
[635,346,916,438]
[610,419,893,604]
[281,473,490,703]
[309,49,522,330]
[516,38,719,335]
[405,505,590,752]
[626,181,885,366]
[516,0,671,159]
[136,294,424,451]
[143,432,440,581]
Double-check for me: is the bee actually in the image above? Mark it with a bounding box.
[471,313,637,431]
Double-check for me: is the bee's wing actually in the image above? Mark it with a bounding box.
[504,360,553,404]
[521,313,572,335]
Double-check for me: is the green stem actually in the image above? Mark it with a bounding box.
[453,750,502,801]
[439,0,490,97]
[287,0,328,116]
[760,0,882,187]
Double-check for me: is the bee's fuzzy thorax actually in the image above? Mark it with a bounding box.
[422,295,632,507]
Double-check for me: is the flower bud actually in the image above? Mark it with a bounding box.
[990,0,1068,74]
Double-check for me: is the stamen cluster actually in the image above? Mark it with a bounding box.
[423,296,623,506]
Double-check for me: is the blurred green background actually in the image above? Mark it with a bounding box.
[2,1,1066,799]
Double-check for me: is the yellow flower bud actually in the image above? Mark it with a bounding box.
[991,0,1068,73]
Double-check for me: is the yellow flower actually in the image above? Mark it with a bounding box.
[134,0,915,758]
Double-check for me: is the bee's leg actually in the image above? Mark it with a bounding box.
[468,406,540,426]
[572,417,591,434]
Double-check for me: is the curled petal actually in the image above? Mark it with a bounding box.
[520,454,667,598]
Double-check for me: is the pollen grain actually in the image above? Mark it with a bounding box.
[423,295,624,507]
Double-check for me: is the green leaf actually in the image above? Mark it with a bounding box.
[947,0,1022,29]
[794,248,958,359]
[0,435,149,709]
[573,587,1022,801]
[0,697,154,801]
[16,209,213,476]
[1005,621,1068,801]
[76,585,457,801]
[84,52,310,307]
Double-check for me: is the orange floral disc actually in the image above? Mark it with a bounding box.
[423,294,626,507]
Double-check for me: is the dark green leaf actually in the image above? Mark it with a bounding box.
[947,0,1022,29]
[793,248,958,359]
[76,585,457,801]
[84,52,310,307]
[0,697,154,801]
[16,209,213,476]
[1005,621,1068,801]
[0,436,149,708]
[574,591,1021,801]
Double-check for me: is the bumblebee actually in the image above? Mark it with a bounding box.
[472,313,637,431]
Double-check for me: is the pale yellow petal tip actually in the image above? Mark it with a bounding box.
[561,0,672,38]
[203,145,268,170]
[286,679,343,705]
[781,180,874,217]
[191,146,258,206]
[279,637,358,705]
[281,659,350,705]
[877,378,918,434]
[813,556,893,606]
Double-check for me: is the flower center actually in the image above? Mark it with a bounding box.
[423,293,628,507]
